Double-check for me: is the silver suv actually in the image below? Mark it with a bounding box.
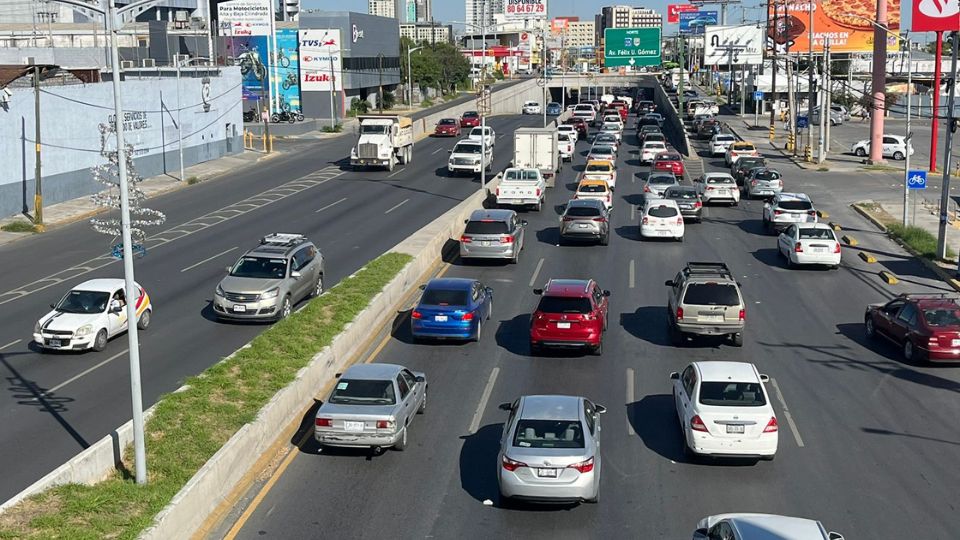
[214,233,324,321]
[665,262,745,347]
[460,209,527,264]
[560,199,610,245]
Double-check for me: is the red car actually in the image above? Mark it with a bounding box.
[530,278,610,356]
[865,293,960,363]
[460,111,481,128]
[434,118,461,137]
[563,117,590,139]
[609,102,628,121]
[653,152,685,177]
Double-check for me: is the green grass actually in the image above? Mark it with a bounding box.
[0,221,37,233]
[0,252,412,539]
[321,124,343,133]
[860,164,900,172]
[817,167,830,172]
[886,223,956,260]
[186,176,200,185]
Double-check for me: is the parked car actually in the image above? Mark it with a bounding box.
[693,513,845,540]
[693,172,740,206]
[762,192,817,233]
[851,134,914,160]
[653,152,685,177]
[459,209,527,264]
[865,293,960,363]
[411,278,493,342]
[710,133,737,156]
[665,262,745,347]
[664,185,703,223]
[559,199,611,245]
[433,118,461,137]
[830,104,851,121]
[810,106,844,126]
[640,199,685,241]
[777,223,841,269]
[530,278,610,355]
[545,102,562,115]
[460,110,481,128]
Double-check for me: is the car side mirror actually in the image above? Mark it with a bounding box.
[415,375,426,383]
[827,534,844,540]
[664,280,675,287]
[533,288,543,295]
[669,371,680,380]
[521,220,528,226]
[290,270,301,279]
[498,402,513,411]
[448,150,453,153]
[594,404,607,414]
[225,266,232,273]
[50,303,56,309]
[111,305,123,314]
[760,374,770,382]
[693,528,709,540]
[602,290,611,297]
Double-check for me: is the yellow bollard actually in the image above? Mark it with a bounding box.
[769,125,775,141]
[804,145,812,162]
[269,135,275,153]
[262,132,267,152]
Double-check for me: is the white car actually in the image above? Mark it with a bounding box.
[599,122,622,142]
[34,278,152,352]
[640,141,667,164]
[558,132,575,162]
[601,114,623,129]
[693,172,740,205]
[557,124,579,143]
[777,223,841,269]
[448,138,492,175]
[851,134,914,160]
[710,133,737,156]
[468,126,496,148]
[694,514,845,540]
[762,192,817,233]
[724,141,760,166]
[522,101,542,115]
[643,172,679,198]
[671,361,778,460]
[640,199,684,241]
[573,104,596,123]
[574,179,613,209]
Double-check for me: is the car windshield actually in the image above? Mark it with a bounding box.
[360,124,389,134]
[566,205,602,217]
[513,419,585,449]
[798,228,834,240]
[585,163,611,172]
[421,288,469,306]
[923,308,960,327]
[666,189,697,199]
[698,382,767,407]
[778,200,813,211]
[230,257,287,279]
[438,119,456,125]
[56,290,110,314]
[648,205,679,218]
[538,296,592,314]
[465,220,509,234]
[683,283,740,306]
[328,379,396,405]
[453,143,482,154]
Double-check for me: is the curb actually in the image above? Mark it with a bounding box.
[842,234,858,246]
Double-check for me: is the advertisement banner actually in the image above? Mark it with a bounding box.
[769,0,901,53]
[217,0,272,37]
[229,35,269,101]
[679,11,718,35]
[704,25,764,66]
[505,0,547,20]
[912,0,959,32]
[603,27,662,67]
[667,4,698,24]
[299,29,342,92]
[551,17,570,35]
[269,28,301,114]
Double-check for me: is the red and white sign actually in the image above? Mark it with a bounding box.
[505,0,547,20]
[911,0,960,32]
[217,0,272,37]
[667,4,698,24]
[299,29,342,92]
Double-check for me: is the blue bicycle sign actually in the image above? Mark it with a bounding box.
[907,170,927,190]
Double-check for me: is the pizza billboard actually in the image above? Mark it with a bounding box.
[768,0,901,53]
[911,0,960,32]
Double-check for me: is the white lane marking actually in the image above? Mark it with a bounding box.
[770,377,805,448]
[631,204,636,220]
[528,257,545,287]
[315,197,348,213]
[629,259,636,289]
[468,367,500,434]
[387,168,404,178]
[0,339,22,351]
[384,198,410,214]
[431,147,443,155]
[626,368,636,435]
[180,246,238,273]
[30,349,128,401]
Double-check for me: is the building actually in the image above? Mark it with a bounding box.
[368,0,402,19]
[465,0,503,30]
[400,22,452,44]
[414,0,432,22]
[0,0,202,24]
[566,20,595,49]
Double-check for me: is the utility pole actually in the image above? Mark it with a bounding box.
[541,24,548,128]
[377,53,384,113]
[938,30,958,262]
[480,0,487,193]
[902,34,912,225]
[33,63,44,231]
[817,39,829,163]
[867,0,888,164]
[329,53,337,128]
[931,31,944,172]
[768,0,778,141]
[678,36,686,114]
[805,0,815,162]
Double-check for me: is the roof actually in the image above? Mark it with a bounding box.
[898,293,960,309]
[724,514,828,539]
[425,277,474,291]
[694,362,760,383]
[468,208,515,221]
[566,198,606,208]
[519,395,582,421]
[342,363,403,380]
[73,278,125,292]
[703,172,734,178]
[543,279,593,297]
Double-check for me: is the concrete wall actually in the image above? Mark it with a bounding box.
[0,67,244,218]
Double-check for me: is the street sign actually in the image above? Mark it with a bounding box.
[753,91,764,101]
[704,25,764,66]
[112,243,146,259]
[603,27,661,67]
[907,170,927,190]
[796,115,809,129]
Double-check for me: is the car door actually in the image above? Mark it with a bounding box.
[881,136,898,156]
[107,288,128,336]
[592,284,608,326]
[475,281,492,320]
[395,373,414,428]
[675,365,696,424]
[875,299,906,338]
[401,369,422,420]
[890,302,919,345]
[778,225,797,255]
[288,249,309,301]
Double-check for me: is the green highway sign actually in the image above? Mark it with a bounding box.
[603,27,662,67]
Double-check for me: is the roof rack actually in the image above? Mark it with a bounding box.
[684,261,732,277]
[260,233,307,247]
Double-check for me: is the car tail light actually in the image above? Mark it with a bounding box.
[501,235,514,244]
[376,420,395,429]
[763,417,779,433]
[411,310,423,319]
[535,188,542,197]
[794,242,803,253]
[644,185,651,192]
[502,455,527,472]
[694,201,702,208]
[751,180,758,186]
[833,242,841,253]
[496,188,500,197]
[461,312,475,321]
[691,415,708,433]
[738,309,745,322]
[460,235,472,243]
[606,194,612,203]
[676,217,684,225]
[315,418,332,427]
[807,210,817,217]
[928,335,940,347]
[676,307,684,320]
[774,210,783,216]
[567,457,595,473]
[593,217,607,222]
[777,180,783,188]
[642,217,649,225]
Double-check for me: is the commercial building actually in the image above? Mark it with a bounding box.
[566,20,595,49]
[595,5,662,66]
[0,0,204,24]
[400,22,452,44]
[413,0,432,22]
[368,0,402,19]
[465,0,504,30]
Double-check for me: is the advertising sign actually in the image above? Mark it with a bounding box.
[704,25,764,66]
[912,0,959,32]
[229,35,269,101]
[269,29,301,114]
[505,0,547,20]
[679,11,718,35]
[217,0,272,37]
[551,17,570,34]
[769,0,901,53]
[603,27,662,67]
[667,4,698,24]
[299,29,343,92]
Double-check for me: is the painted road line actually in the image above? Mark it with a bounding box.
[626,368,636,436]
[629,259,636,289]
[528,257,545,287]
[315,197,348,213]
[384,198,410,214]
[770,377,805,448]
[431,147,443,155]
[180,247,238,273]
[0,339,21,351]
[468,367,500,435]
[631,204,636,220]
[30,349,129,401]
[387,168,404,178]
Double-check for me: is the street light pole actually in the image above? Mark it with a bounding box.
[806,0,815,162]
[938,31,959,262]
[407,46,423,108]
[481,0,487,193]
[902,37,912,226]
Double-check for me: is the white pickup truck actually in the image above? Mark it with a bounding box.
[496,168,546,212]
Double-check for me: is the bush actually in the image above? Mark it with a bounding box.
[1,220,37,233]
[421,98,434,107]
[321,124,343,133]
[348,99,369,117]
[887,223,955,260]
[381,90,396,110]
[186,176,200,185]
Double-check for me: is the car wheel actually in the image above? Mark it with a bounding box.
[393,426,407,451]
[855,147,867,157]
[592,340,603,356]
[893,151,905,161]
[278,296,292,320]
[529,341,541,356]
[731,332,744,347]
[312,274,324,298]
[92,329,108,352]
[903,339,923,362]
[600,231,610,246]
[669,323,683,346]
[418,389,427,414]
[676,235,683,243]
[136,309,151,330]
[473,320,482,342]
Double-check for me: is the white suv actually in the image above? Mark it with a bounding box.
[693,172,740,206]
[522,101,542,115]
[762,192,817,233]
[851,134,914,161]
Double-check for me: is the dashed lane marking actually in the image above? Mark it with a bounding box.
[770,377,805,448]
[468,367,501,435]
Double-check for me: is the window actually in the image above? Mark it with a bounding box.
[230,257,287,279]
[777,200,813,211]
[883,299,905,315]
[566,205,602,217]
[453,143,482,154]
[583,401,596,435]
[897,303,918,327]
[421,288,469,306]
[578,183,608,193]
[666,189,697,200]
[396,374,410,399]
[699,381,767,407]
[709,522,737,540]
[682,283,740,306]
[798,227,834,240]
[681,365,696,398]
[513,419,585,448]
[922,307,960,327]
[706,176,734,185]
[648,205,679,218]
[883,137,898,144]
[464,220,509,234]
[537,296,592,314]
[57,290,110,315]
[401,370,417,391]
[328,379,396,405]
[471,283,481,302]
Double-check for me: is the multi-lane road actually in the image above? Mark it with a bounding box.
[224,96,960,538]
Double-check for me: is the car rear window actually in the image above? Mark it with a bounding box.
[464,220,509,234]
[682,283,740,306]
[798,228,834,240]
[590,147,614,156]
[706,176,734,185]
[648,205,679,218]
[649,176,676,185]
[505,169,540,181]
[756,170,781,180]
[923,308,960,327]
[421,288,469,306]
[566,206,602,217]
[666,189,697,199]
[715,135,736,142]
[513,419,585,449]
[733,143,755,151]
[439,119,456,125]
[778,200,813,211]
[698,382,766,407]
[738,158,765,169]
[644,143,666,150]
[328,379,396,405]
[463,112,478,118]
[537,296,592,314]
[579,183,607,193]
[658,154,681,161]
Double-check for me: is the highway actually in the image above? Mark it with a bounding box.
[0,109,547,501]
[226,98,960,538]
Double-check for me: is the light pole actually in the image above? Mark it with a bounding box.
[175,56,210,182]
[867,0,888,164]
[407,46,424,108]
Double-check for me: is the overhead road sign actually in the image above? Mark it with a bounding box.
[603,28,662,67]
[704,24,764,66]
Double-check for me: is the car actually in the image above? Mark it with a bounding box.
[447,138,492,176]
[34,278,152,352]
[640,141,668,164]
[636,100,655,114]
[697,122,722,141]
[573,103,596,123]
[586,144,617,164]
[583,99,601,112]
[640,199,685,241]
[497,395,606,504]
[643,171,680,198]
[652,152,685,177]
[810,106,844,126]
[691,114,714,133]
[314,363,426,453]
[574,178,614,209]
[710,133,737,156]
[459,209,527,264]
[682,89,698,98]
[665,262,746,346]
[671,361,777,460]
[724,141,759,166]
[468,125,495,147]
[642,112,664,127]
[744,167,784,199]
[693,172,740,206]
[558,132,575,161]
[777,223,841,269]
[731,156,766,185]
[564,117,590,139]
[580,159,617,190]
[460,110,481,128]
[411,278,493,342]
[601,114,623,129]
[638,123,661,140]
[851,134,914,160]
[693,513,845,540]
[557,124,579,143]
[545,102,562,115]
[830,103,851,121]
[664,185,703,223]
[593,132,619,151]
[214,233,323,321]
[642,132,666,147]
[865,293,960,363]
[522,101,542,115]
[636,114,661,128]
[559,199,611,245]
[530,279,610,355]
[496,167,547,211]
[599,122,622,142]
[433,118,461,137]
[762,192,817,233]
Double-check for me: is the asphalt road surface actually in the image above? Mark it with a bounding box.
[0,113,546,501]
[228,103,960,539]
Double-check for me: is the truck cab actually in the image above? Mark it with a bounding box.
[350,115,414,172]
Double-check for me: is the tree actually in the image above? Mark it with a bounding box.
[401,37,471,100]
[925,33,955,55]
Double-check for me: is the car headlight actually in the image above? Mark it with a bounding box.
[75,324,93,337]
[261,288,280,300]
[216,284,225,296]
[34,321,41,334]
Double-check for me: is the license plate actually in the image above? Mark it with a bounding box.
[657,230,671,236]
[47,339,62,347]
[434,315,448,322]
[578,223,589,228]
[700,314,724,323]
[952,339,960,347]
[726,424,745,434]
[481,241,490,247]
[557,322,571,329]
[232,304,247,313]
[537,468,558,478]
[343,421,365,432]
[813,247,827,253]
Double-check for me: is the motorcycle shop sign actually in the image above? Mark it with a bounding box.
[299,29,343,92]
[217,0,272,37]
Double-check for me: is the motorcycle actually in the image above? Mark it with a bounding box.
[242,108,258,123]
[236,49,266,82]
[274,49,290,68]
[270,97,304,123]
[281,72,298,90]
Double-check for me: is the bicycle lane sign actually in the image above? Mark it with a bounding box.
[907,170,927,190]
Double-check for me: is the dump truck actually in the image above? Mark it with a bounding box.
[513,127,560,188]
[350,115,414,171]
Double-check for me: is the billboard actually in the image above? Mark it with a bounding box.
[270,29,301,114]
[603,27,662,67]
[769,0,901,53]
[299,29,343,92]
[667,4,698,24]
[229,35,269,102]
[217,0,272,37]
[551,17,570,34]
[912,0,959,32]
[679,11,718,35]
[505,0,547,20]
[704,25,764,66]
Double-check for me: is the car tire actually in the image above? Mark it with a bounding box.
[669,322,683,346]
[676,235,683,243]
[473,320,482,342]
[312,274,324,298]
[278,296,292,320]
[418,390,427,414]
[855,147,867,157]
[592,341,603,356]
[137,309,151,331]
[893,151,905,161]
[600,232,610,246]
[393,426,407,451]
[529,341,541,356]
[903,339,926,363]
[731,332,744,347]
[92,329,108,352]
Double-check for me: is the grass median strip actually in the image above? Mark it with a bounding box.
[0,252,412,540]
[886,223,955,261]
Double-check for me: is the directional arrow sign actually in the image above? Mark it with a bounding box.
[603,27,661,67]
